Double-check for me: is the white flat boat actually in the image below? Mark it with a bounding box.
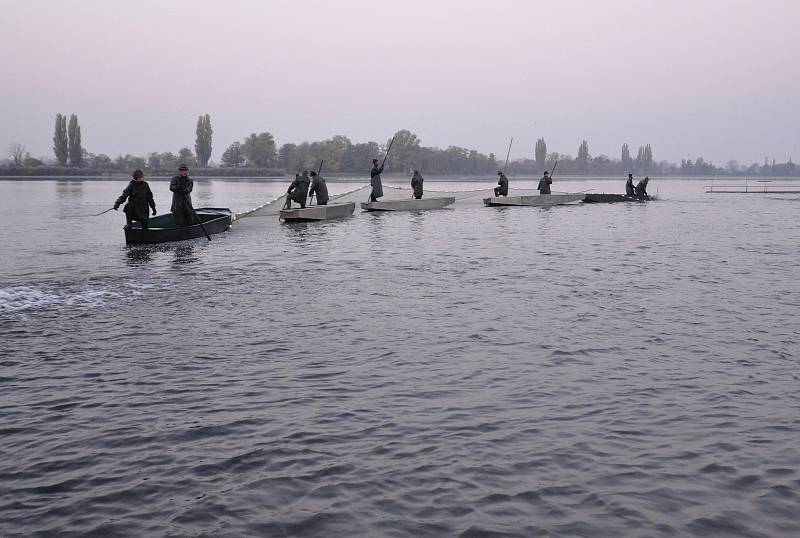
[361,197,456,212]
[279,201,355,221]
[483,193,584,207]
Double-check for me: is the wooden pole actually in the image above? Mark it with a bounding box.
[503,137,513,173]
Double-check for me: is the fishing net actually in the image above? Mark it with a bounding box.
[235,183,545,219]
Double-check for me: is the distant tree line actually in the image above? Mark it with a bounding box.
[2,114,799,177]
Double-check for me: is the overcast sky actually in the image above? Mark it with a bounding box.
[1,0,798,165]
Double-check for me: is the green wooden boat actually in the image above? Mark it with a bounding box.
[124,208,233,244]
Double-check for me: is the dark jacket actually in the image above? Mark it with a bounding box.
[370,164,384,199]
[626,177,636,196]
[411,172,424,198]
[170,175,194,212]
[496,173,509,196]
[537,175,552,194]
[309,174,329,204]
[115,180,156,222]
[288,173,311,204]
[635,178,649,195]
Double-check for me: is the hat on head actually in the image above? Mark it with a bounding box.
[132,169,144,179]
[179,164,189,170]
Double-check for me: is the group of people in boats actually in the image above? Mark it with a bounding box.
[625,174,650,197]
[115,160,654,228]
[285,170,329,209]
[493,170,650,197]
[113,163,196,229]
[284,158,426,209]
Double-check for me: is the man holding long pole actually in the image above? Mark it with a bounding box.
[369,137,394,202]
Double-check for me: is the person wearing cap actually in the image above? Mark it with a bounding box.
[411,170,424,199]
[625,173,636,196]
[285,170,311,209]
[369,159,384,201]
[170,164,195,226]
[635,176,650,197]
[308,170,329,206]
[537,171,552,195]
[114,169,156,228]
[494,170,508,197]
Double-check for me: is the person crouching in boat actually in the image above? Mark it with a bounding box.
[625,173,636,196]
[411,170,424,199]
[286,171,310,209]
[635,176,650,197]
[494,170,508,197]
[114,169,156,229]
[170,164,196,226]
[308,171,329,206]
[537,171,552,194]
[369,159,384,201]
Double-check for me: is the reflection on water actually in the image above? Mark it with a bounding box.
[125,246,154,266]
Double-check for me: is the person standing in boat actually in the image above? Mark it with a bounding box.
[308,170,328,206]
[494,170,508,197]
[170,164,195,226]
[537,171,552,194]
[114,169,156,229]
[635,176,650,196]
[411,170,424,199]
[625,173,636,196]
[286,170,311,209]
[369,159,384,201]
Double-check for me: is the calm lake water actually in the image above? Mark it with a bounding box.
[1,177,798,537]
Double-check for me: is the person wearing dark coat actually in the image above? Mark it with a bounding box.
[370,159,384,201]
[537,171,552,194]
[286,171,311,208]
[411,170,424,199]
[635,176,650,196]
[114,169,156,228]
[494,170,508,197]
[308,171,329,205]
[625,174,636,196]
[170,164,195,226]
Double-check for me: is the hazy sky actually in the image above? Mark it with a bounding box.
[2,0,798,165]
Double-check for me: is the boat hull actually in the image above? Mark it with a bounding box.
[584,193,650,203]
[483,194,584,207]
[360,197,455,211]
[279,202,355,221]
[124,208,232,244]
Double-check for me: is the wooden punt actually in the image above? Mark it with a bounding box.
[124,208,232,244]
[360,197,455,211]
[279,201,356,222]
[483,193,584,207]
[584,193,650,203]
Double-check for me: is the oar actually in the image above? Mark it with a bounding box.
[503,137,513,173]
[185,191,211,241]
[66,207,115,218]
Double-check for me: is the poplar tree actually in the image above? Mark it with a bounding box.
[621,143,632,172]
[53,113,68,165]
[577,140,590,172]
[67,114,83,166]
[195,114,213,167]
[535,137,547,172]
